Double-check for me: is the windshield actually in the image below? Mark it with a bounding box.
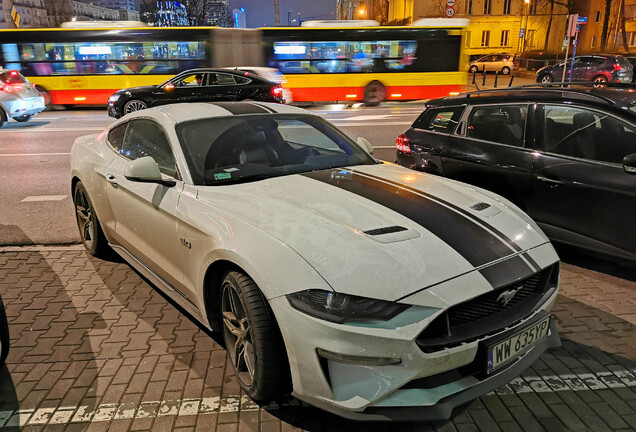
[176,114,377,185]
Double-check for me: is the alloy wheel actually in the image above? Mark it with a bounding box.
[221,280,256,386]
[74,188,95,250]
[124,100,147,114]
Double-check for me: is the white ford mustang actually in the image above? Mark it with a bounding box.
[70,102,561,421]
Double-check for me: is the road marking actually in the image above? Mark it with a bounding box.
[331,114,394,121]
[332,121,412,126]
[0,152,70,157]
[21,195,68,202]
[0,368,631,427]
[0,127,103,133]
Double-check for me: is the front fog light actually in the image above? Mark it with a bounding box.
[317,348,401,366]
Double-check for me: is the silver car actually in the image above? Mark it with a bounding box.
[0,70,45,127]
[469,53,516,75]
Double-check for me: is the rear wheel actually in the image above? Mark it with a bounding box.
[539,74,553,83]
[501,66,511,75]
[123,99,148,115]
[363,80,386,106]
[469,65,479,73]
[593,75,608,87]
[73,182,109,258]
[220,270,289,402]
[14,115,32,123]
[0,294,9,365]
[0,109,6,128]
[35,85,52,110]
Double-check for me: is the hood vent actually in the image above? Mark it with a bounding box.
[364,226,408,236]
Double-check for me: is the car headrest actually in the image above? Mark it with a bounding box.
[573,112,595,130]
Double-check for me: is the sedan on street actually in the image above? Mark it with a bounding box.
[72,101,561,421]
[107,68,285,118]
[0,69,45,127]
[396,85,636,264]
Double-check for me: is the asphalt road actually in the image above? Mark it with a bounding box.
[0,104,422,246]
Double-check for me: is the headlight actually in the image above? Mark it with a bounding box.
[108,94,120,102]
[286,289,408,324]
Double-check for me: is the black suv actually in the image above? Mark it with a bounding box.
[395,84,636,264]
[536,55,633,84]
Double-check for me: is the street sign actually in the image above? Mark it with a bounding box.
[577,16,587,23]
[445,7,455,17]
[519,28,525,38]
[568,14,579,38]
[576,24,582,32]
[446,0,456,7]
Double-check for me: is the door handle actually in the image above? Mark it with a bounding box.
[537,176,562,187]
[106,174,118,186]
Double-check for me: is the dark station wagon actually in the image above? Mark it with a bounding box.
[396,84,636,264]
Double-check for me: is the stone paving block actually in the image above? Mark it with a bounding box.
[589,402,630,430]
[507,406,545,432]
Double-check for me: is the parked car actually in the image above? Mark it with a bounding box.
[224,66,293,102]
[0,69,45,127]
[107,68,285,118]
[468,53,516,75]
[396,84,636,264]
[71,101,560,421]
[626,57,636,83]
[536,55,633,84]
[0,293,9,366]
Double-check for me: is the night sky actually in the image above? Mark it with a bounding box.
[228,0,337,28]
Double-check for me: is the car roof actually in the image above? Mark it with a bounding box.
[115,102,312,126]
[429,85,636,113]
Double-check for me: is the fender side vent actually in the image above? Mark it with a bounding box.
[470,202,491,211]
[364,226,408,236]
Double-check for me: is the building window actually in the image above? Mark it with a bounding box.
[501,30,510,46]
[595,11,601,22]
[526,29,536,48]
[483,0,491,14]
[503,0,511,14]
[630,32,636,46]
[591,35,598,48]
[481,30,490,47]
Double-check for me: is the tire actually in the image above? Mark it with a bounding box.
[0,294,9,366]
[220,270,289,402]
[363,80,386,106]
[501,66,511,75]
[593,75,608,87]
[73,182,109,258]
[14,115,32,123]
[469,65,479,73]
[123,99,148,115]
[539,74,553,84]
[0,109,6,128]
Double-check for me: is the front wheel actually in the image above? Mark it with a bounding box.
[501,66,511,75]
[123,99,148,115]
[539,74,553,83]
[220,271,289,402]
[73,182,109,258]
[363,80,386,106]
[469,65,479,73]
[14,115,32,123]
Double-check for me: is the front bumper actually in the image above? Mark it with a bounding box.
[107,102,122,118]
[270,264,560,421]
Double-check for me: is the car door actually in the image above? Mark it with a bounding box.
[154,72,205,106]
[531,104,636,257]
[201,73,240,101]
[441,104,535,211]
[104,118,185,289]
[572,56,595,81]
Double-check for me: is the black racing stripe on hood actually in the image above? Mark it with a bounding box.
[354,170,532,261]
[478,255,536,288]
[209,102,269,114]
[302,169,521,268]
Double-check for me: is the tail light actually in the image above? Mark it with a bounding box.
[613,63,623,72]
[0,84,14,93]
[272,85,283,98]
[396,134,412,154]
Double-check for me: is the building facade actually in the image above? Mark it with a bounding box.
[90,0,138,11]
[1,0,48,28]
[45,0,140,26]
[574,0,635,53]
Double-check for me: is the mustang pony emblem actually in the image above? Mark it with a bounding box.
[497,286,522,305]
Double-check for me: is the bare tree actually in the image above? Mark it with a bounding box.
[618,0,629,53]
[600,0,613,50]
[140,0,159,25]
[185,0,233,27]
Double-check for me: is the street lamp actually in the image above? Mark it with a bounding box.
[358,7,367,19]
[522,0,530,53]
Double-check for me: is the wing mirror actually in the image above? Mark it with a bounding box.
[623,153,636,174]
[356,137,374,155]
[125,156,176,187]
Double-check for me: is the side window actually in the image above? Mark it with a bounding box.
[543,105,636,164]
[108,123,128,152]
[176,73,203,87]
[209,73,236,86]
[467,105,527,147]
[121,119,177,177]
[413,107,464,133]
[234,76,251,84]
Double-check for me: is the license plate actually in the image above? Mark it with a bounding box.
[487,316,550,374]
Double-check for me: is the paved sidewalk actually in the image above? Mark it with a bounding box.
[0,246,634,432]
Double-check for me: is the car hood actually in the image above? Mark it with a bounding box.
[196,164,549,302]
[117,85,157,94]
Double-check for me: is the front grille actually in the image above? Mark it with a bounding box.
[416,264,558,353]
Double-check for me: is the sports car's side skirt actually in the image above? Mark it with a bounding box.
[110,244,210,331]
[292,320,561,422]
